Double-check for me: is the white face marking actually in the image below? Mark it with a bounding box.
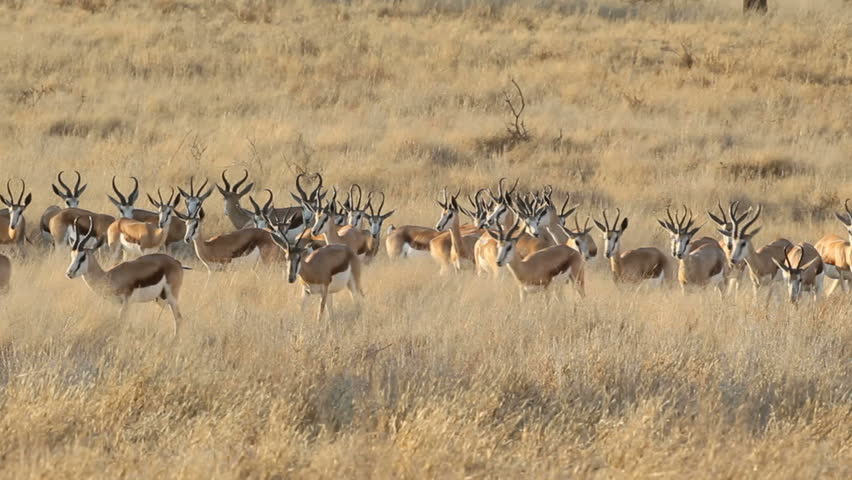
[66,250,89,278]
[7,206,24,230]
[348,211,364,227]
[486,204,507,227]
[730,237,749,264]
[118,204,135,218]
[436,210,453,231]
[311,212,330,236]
[65,197,80,209]
[604,231,621,259]
[158,206,175,229]
[184,219,200,243]
[185,197,202,218]
[286,251,302,283]
[496,240,516,267]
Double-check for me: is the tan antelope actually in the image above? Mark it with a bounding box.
[773,244,824,303]
[595,209,673,285]
[814,200,852,295]
[430,189,485,273]
[50,208,115,250]
[487,220,585,299]
[0,179,32,246]
[707,201,751,293]
[40,171,87,243]
[178,177,213,219]
[363,192,395,260]
[107,188,181,259]
[216,169,307,230]
[311,189,371,258]
[716,205,791,296]
[547,214,598,262]
[476,194,558,278]
[657,206,727,293]
[342,184,368,228]
[65,218,189,337]
[0,254,10,292]
[108,176,186,246]
[269,218,364,321]
[178,206,281,272]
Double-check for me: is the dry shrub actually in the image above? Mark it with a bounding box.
[396,140,466,168]
[718,154,805,181]
[52,0,116,13]
[46,117,130,139]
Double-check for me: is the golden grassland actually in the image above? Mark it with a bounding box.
[0,0,850,477]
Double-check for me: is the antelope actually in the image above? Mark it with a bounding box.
[108,176,186,246]
[814,200,852,296]
[286,172,325,230]
[50,207,115,249]
[657,206,727,292]
[40,171,87,243]
[342,184,367,228]
[0,179,32,246]
[487,220,585,299]
[269,218,364,321]
[595,209,673,285]
[476,194,558,278]
[246,190,275,229]
[216,169,306,230]
[773,244,824,303]
[65,218,189,337]
[430,189,484,273]
[311,189,371,258]
[547,214,598,262]
[107,188,181,259]
[0,254,9,292]
[717,205,791,296]
[178,207,282,272]
[707,201,751,293]
[485,177,520,228]
[363,192,395,260]
[178,177,213,219]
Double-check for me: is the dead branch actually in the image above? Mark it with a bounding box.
[504,78,530,141]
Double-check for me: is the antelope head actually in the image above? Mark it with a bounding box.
[310,186,339,236]
[66,217,103,278]
[52,170,87,208]
[270,215,306,284]
[719,204,761,266]
[708,200,750,253]
[0,178,32,232]
[485,177,519,227]
[594,208,628,259]
[147,187,181,229]
[216,168,254,213]
[291,173,325,226]
[435,187,464,232]
[364,192,394,239]
[557,214,597,261]
[343,183,366,227]
[486,219,523,267]
[178,176,213,218]
[513,195,550,238]
[248,189,275,229]
[772,246,819,304]
[658,205,702,259]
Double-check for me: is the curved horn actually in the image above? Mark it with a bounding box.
[232,169,249,192]
[221,169,232,191]
[5,179,12,206]
[350,184,362,209]
[613,208,622,229]
[263,189,274,212]
[248,195,261,215]
[295,173,308,200]
[56,171,71,195]
[740,204,762,236]
[73,170,82,195]
[602,209,610,230]
[16,178,25,204]
[845,199,852,217]
[111,176,127,204]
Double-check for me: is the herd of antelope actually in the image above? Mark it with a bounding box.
[1,171,851,335]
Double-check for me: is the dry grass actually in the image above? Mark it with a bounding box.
[0,0,850,477]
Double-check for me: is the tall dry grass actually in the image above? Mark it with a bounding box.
[0,0,850,477]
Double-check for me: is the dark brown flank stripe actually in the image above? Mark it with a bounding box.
[544,257,572,285]
[410,238,431,251]
[117,269,166,297]
[231,238,260,259]
[708,259,723,277]
[330,259,348,276]
[647,261,664,279]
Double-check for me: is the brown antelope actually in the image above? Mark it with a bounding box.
[547,214,598,262]
[108,176,186,246]
[595,209,673,285]
[108,188,181,259]
[270,218,364,321]
[65,218,189,337]
[717,205,791,296]
[476,194,557,278]
[245,190,275,229]
[0,179,32,246]
[342,184,368,228]
[487,220,585,299]
[40,171,87,243]
[657,206,727,292]
[707,201,751,293]
[178,177,213,219]
[430,189,484,273]
[216,169,307,230]
[814,200,852,295]
[50,208,115,249]
[178,206,281,272]
[311,189,371,258]
[773,244,824,303]
[363,192,395,260]
[0,254,10,292]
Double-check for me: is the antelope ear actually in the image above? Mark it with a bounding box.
[200,188,214,201]
[107,195,121,207]
[593,220,606,233]
[657,219,670,231]
[177,187,190,198]
[128,189,139,204]
[835,212,852,226]
[237,183,254,197]
[620,218,629,231]
[381,210,395,220]
[23,193,32,207]
[216,184,228,196]
[172,193,182,207]
[51,184,64,198]
[687,226,701,237]
[707,212,725,226]
[745,227,761,238]
[76,184,88,196]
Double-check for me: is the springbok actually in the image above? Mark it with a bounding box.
[717,205,791,296]
[178,208,281,272]
[487,220,585,299]
[547,214,598,262]
[270,218,364,321]
[0,179,32,246]
[40,171,87,243]
[595,209,672,285]
[363,192,395,261]
[657,206,727,292]
[108,176,185,246]
[815,200,852,295]
[108,188,181,259]
[707,201,750,293]
[0,254,10,292]
[216,169,307,230]
[178,177,213,219]
[50,207,115,250]
[342,184,368,228]
[311,189,371,258]
[65,218,189,336]
[430,189,484,273]
[773,244,824,303]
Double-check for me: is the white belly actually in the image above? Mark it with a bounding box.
[402,243,430,258]
[128,276,167,303]
[303,267,351,295]
[646,271,665,287]
[708,270,725,285]
[120,235,145,256]
[231,247,261,266]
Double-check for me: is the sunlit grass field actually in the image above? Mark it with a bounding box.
[0,0,850,477]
